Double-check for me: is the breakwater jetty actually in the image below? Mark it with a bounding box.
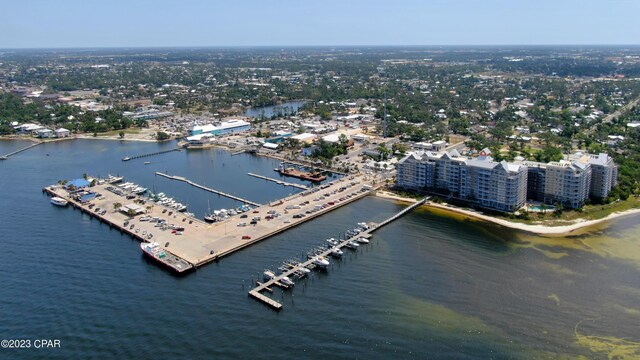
[122,148,180,161]
[249,197,429,310]
[247,173,309,190]
[155,172,262,206]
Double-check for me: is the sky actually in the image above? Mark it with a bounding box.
[1,0,639,48]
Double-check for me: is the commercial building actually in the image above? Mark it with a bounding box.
[189,119,251,136]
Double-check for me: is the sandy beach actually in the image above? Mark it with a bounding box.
[375,190,640,235]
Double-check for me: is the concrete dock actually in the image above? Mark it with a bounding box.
[44,174,380,270]
[247,173,309,190]
[249,197,428,310]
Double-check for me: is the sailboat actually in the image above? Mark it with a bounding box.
[204,199,216,223]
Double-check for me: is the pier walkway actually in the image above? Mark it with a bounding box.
[247,173,309,190]
[155,172,261,207]
[249,197,429,310]
[122,148,180,161]
[0,142,42,160]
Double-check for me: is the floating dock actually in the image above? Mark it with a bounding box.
[0,142,42,160]
[247,173,309,190]
[155,172,262,207]
[122,148,180,161]
[277,167,327,182]
[44,174,379,271]
[249,197,429,310]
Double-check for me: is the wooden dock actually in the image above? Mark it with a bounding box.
[249,197,428,310]
[123,148,180,161]
[0,142,42,160]
[247,173,309,190]
[155,172,262,207]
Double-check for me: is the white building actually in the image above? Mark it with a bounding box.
[55,128,70,138]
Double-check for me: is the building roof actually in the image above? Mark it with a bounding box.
[291,133,316,141]
[192,119,250,133]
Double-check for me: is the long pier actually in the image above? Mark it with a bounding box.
[122,148,180,161]
[249,197,429,310]
[247,173,309,190]
[155,172,262,207]
[0,142,42,160]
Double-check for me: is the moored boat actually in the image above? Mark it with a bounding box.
[263,270,276,281]
[280,276,295,287]
[50,197,69,207]
[140,241,193,273]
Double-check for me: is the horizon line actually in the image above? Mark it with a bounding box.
[2,44,640,51]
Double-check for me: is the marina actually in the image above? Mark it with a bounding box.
[43,172,380,271]
[249,197,428,310]
[247,172,309,190]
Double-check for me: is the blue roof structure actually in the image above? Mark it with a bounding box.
[66,178,91,189]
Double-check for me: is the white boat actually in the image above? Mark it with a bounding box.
[357,222,369,229]
[345,241,360,249]
[106,175,124,184]
[326,238,339,246]
[356,237,370,244]
[280,276,295,287]
[330,248,344,258]
[263,270,276,281]
[50,197,68,207]
[310,255,330,269]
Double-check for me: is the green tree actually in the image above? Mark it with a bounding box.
[156,131,170,141]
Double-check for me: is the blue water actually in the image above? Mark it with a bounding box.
[1,139,640,359]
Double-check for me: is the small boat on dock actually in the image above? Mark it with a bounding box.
[50,197,69,207]
[330,247,344,258]
[308,255,330,269]
[263,270,276,281]
[280,276,295,287]
[356,237,370,244]
[345,240,360,250]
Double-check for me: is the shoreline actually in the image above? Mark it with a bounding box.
[375,190,640,236]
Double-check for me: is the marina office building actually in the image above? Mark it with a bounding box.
[396,149,617,212]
